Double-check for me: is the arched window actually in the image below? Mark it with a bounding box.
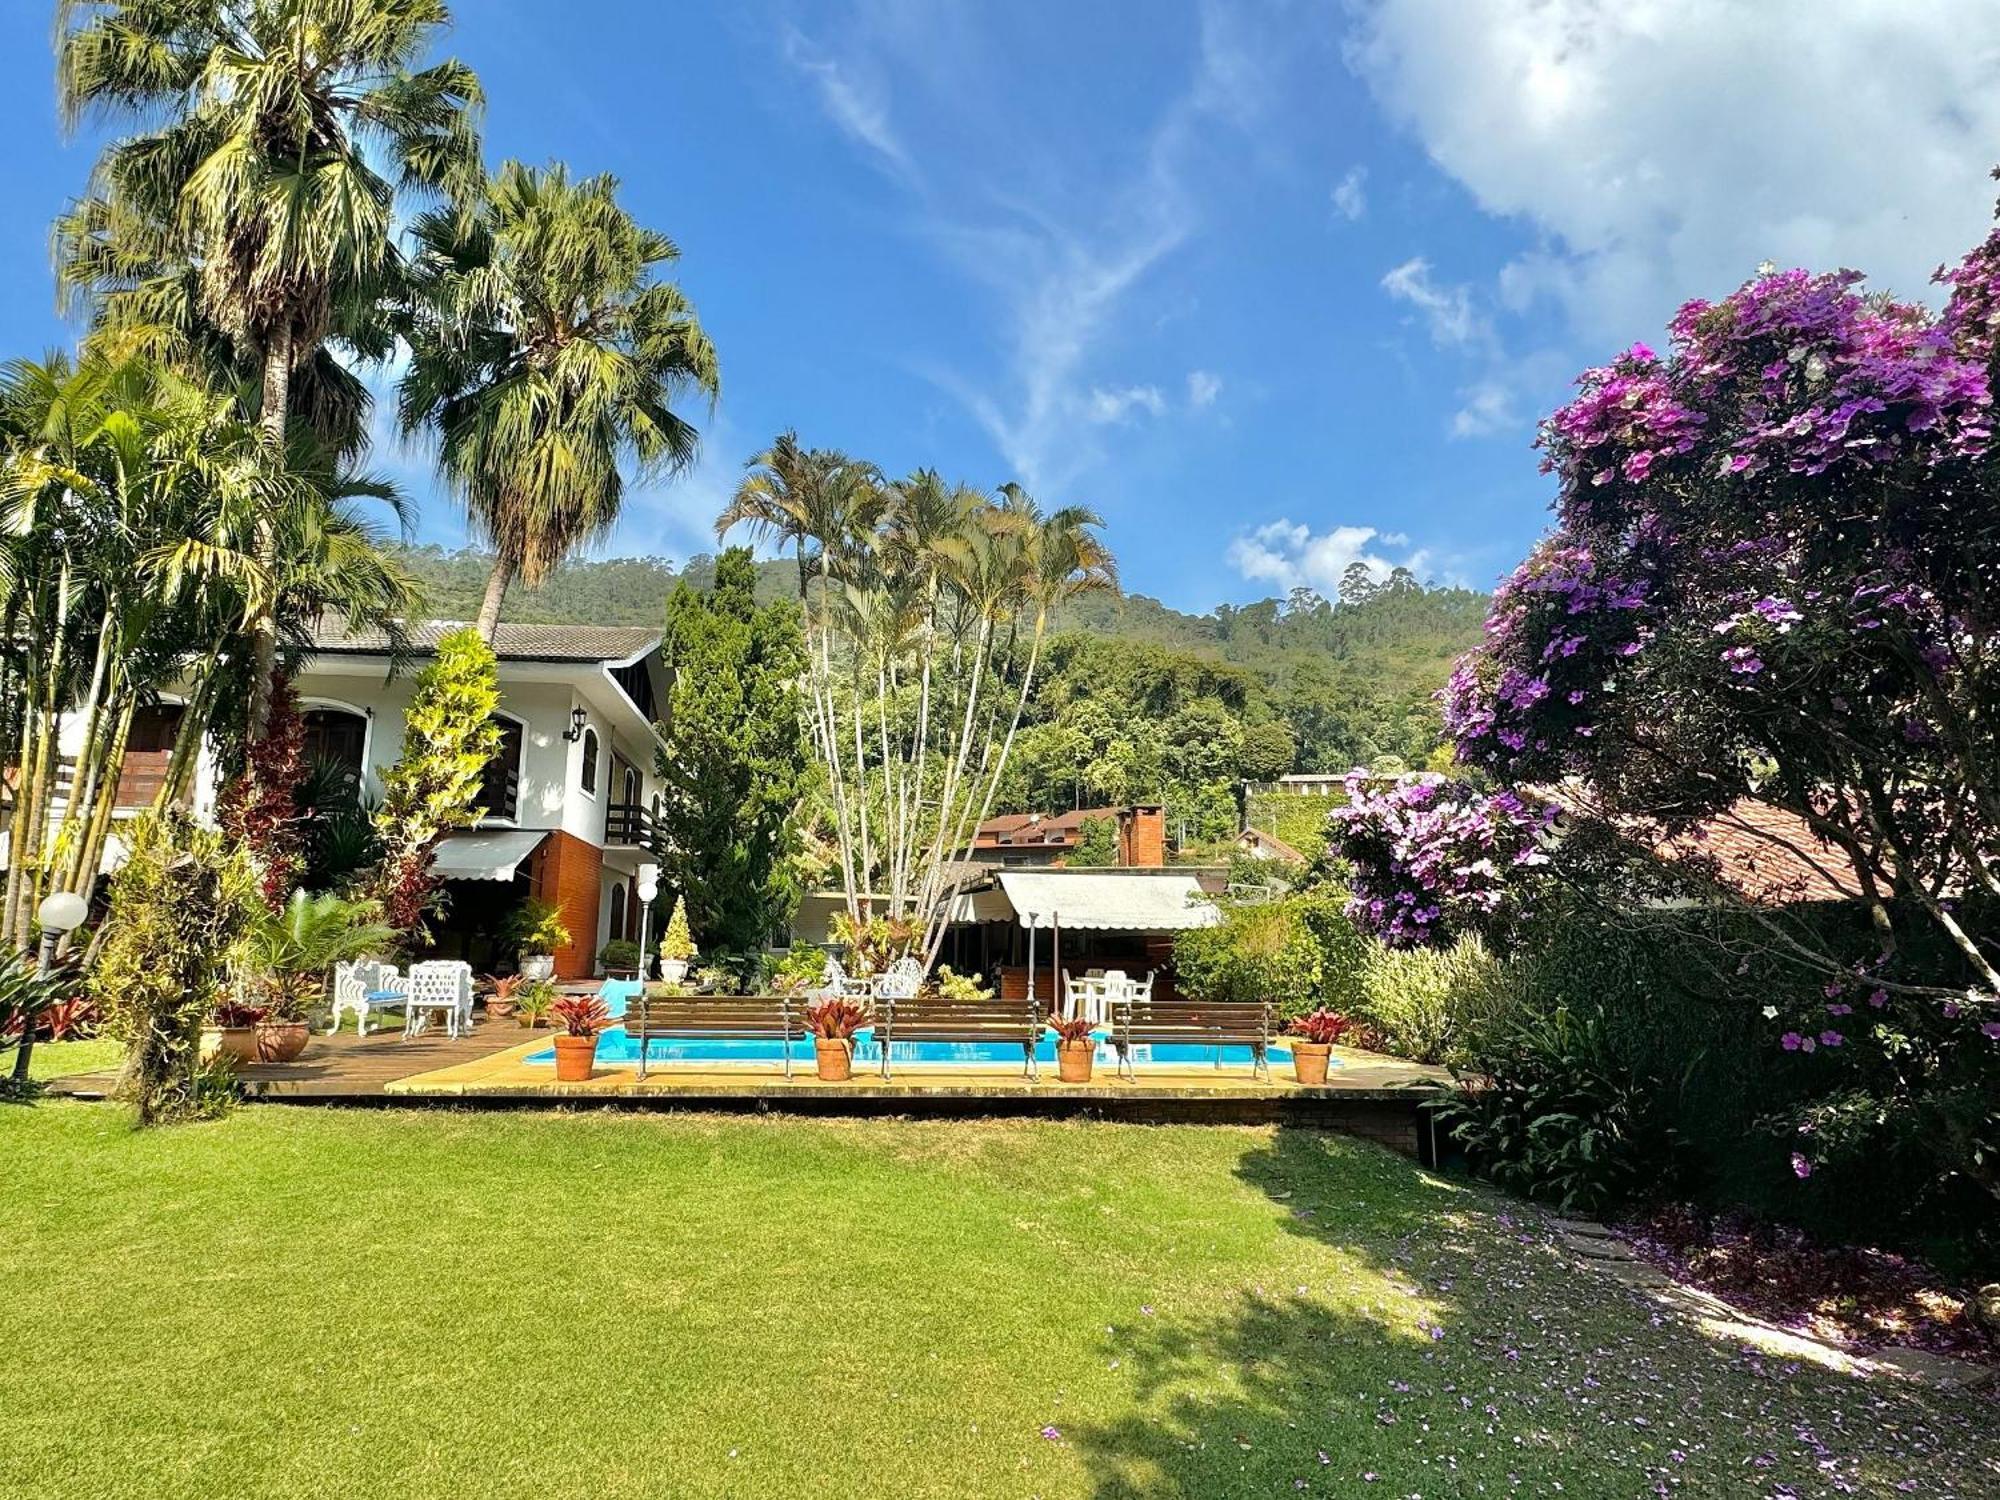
[580,727,600,795]
[622,763,639,806]
[609,884,627,947]
[301,705,369,786]
[477,714,524,821]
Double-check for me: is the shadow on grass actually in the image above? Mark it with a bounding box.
[1066,1127,1993,1498]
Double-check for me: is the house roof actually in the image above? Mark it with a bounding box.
[1656,800,1872,904]
[975,807,1123,848]
[1235,826,1306,863]
[309,616,662,665]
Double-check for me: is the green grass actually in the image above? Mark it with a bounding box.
[21,1037,122,1082]
[3,1105,1992,1498]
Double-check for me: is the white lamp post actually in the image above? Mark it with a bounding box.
[635,863,661,980]
[14,890,89,1085]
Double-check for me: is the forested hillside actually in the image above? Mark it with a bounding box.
[390,545,1488,842]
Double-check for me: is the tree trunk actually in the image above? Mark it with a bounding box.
[247,320,295,742]
[475,555,512,642]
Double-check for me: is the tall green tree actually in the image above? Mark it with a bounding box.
[400,160,720,639]
[652,548,810,955]
[56,0,483,733]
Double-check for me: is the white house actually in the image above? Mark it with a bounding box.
[36,619,670,981]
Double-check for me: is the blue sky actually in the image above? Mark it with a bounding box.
[4,1,1998,612]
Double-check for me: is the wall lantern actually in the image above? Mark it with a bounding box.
[562,707,588,743]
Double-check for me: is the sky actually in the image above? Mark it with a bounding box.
[3,1,1999,613]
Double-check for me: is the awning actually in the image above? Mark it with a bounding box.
[430,829,547,882]
[996,872,1222,933]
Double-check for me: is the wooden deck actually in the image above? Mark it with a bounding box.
[44,1022,1452,1157]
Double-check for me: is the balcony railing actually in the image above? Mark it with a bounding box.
[477,764,520,823]
[605,801,653,848]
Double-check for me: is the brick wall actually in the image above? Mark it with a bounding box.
[532,828,603,980]
[1120,804,1166,867]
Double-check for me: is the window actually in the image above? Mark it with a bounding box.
[301,706,368,785]
[477,715,524,821]
[580,727,600,795]
[609,884,627,946]
[622,763,639,806]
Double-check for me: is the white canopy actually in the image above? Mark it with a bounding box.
[996,871,1221,933]
[430,829,547,882]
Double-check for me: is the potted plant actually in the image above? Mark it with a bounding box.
[1284,1008,1353,1086]
[484,973,523,1020]
[1047,1013,1099,1083]
[515,979,556,1029]
[803,996,870,1081]
[658,896,696,984]
[599,938,641,978]
[244,890,395,1060]
[508,898,571,982]
[202,1001,267,1067]
[549,994,610,1082]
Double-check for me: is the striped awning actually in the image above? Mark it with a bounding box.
[430,829,547,882]
[996,872,1221,933]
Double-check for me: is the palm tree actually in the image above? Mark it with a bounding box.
[400,161,720,639]
[56,0,483,732]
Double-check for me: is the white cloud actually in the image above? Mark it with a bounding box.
[1450,378,1517,439]
[1186,369,1223,408]
[1085,384,1167,424]
[1380,257,1487,348]
[1332,165,1368,222]
[1349,0,2000,341]
[782,26,917,183]
[1227,519,1428,599]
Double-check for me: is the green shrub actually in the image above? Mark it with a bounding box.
[507,898,571,956]
[1433,1003,1685,1217]
[768,946,830,994]
[1173,891,1365,1021]
[599,939,641,972]
[1355,934,1509,1067]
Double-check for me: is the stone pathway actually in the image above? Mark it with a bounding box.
[1550,1216,1997,1392]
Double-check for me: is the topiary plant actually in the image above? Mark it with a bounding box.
[661,896,697,963]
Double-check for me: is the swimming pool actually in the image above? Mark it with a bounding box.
[522,1023,1304,1071]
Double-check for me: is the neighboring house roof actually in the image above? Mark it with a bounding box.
[309,616,662,665]
[1656,800,1872,905]
[1234,826,1305,864]
[975,807,1122,849]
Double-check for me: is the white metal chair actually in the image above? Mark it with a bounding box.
[403,960,474,1040]
[329,960,403,1035]
[871,956,923,1002]
[817,956,874,1000]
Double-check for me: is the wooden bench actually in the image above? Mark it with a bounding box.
[625,992,801,1079]
[1114,999,1272,1081]
[874,994,1043,1080]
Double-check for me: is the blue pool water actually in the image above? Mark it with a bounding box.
[524,1023,1304,1071]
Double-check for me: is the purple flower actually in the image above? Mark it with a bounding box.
[1983,1022,2000,1041]
[1791,1152,1813,1179]
[1818,1030,1844,1047]
[1779,1032,1804,1052]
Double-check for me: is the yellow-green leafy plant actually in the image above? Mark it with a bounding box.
[661,896,697,962]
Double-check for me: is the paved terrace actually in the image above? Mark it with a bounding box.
[48,1026,1451,1157]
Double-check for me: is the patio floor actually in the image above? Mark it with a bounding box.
[45,1024,1451,1154]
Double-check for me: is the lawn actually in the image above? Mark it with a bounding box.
[3,1103,1993,1499]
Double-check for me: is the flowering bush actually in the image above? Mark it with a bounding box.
[1326,772,1554,948]
[1442,208,2000,1215]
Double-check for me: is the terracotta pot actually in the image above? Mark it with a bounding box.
[1056,1038,1095,1084]
[813,1035,853,1082]
[552,1033,598,1083]
[201,1027,260,1067]
[1290,1040,1332,1086]
[485,999,518,1020]
[517,1012,550,1029]
[255,1019,311,1063]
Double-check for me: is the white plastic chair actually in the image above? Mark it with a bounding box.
[404,960,474,1040]
[329,960,403,1035]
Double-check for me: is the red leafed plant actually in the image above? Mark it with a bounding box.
[803,996,871,1040]
[212,1001,270,1029]
[1046,1012,1098,1045]
[217,675,307,910]
[41,997,100,1041]
[1286,1009,1354,1045]
[551,995,610,1038]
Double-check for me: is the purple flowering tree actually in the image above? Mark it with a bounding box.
[1436,204,2000,1201]
[1328,771,1554,948]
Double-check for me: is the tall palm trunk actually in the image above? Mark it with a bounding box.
[247,320,294,740]
[476,555,512,641]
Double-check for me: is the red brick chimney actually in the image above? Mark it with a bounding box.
[1118,804,1166,867]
